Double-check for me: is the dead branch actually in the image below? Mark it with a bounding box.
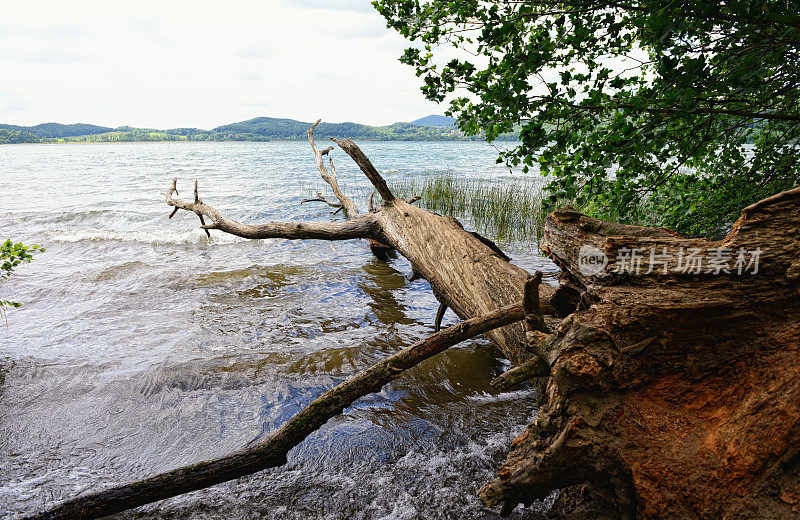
[165,179,379,241]
[490,357,550,391]
[330,137,395,203]
[368,191,377,212]
[523,272,548,334]
[490,272,551,390]
[308,120,358,217]
[434,302,448,332]
[25,303,526,520]
[301,192,343,211]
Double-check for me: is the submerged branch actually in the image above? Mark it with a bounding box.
[26,303,525,520]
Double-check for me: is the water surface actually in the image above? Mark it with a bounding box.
[0,141,557,519]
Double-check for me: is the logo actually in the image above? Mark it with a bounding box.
[578,245,608,277]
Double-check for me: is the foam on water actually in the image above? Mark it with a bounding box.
[49,227,248,245]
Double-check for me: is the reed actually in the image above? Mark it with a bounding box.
[390,173,548,245]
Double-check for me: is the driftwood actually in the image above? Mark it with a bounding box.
[162,127,552,364]
[478,187,800,519]
[25,303,531,520]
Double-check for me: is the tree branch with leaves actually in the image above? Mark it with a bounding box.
[0,239,43,324]
[374,0,800,236]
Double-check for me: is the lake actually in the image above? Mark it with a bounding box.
[0,141,557,519]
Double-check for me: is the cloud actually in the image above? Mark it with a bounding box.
[236,48,272,59]
[281,0,377,13]
[20,51,91,64]
[0,24,85,39]
[239,71,264,81]
[0,1,440,128]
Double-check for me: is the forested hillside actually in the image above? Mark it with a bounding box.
[0,116,517,143]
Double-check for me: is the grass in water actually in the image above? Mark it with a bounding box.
[390,173,548,245]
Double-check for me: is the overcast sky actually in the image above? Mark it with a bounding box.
[0,0,442,128]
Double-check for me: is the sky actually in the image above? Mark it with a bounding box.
[0,0,443,128]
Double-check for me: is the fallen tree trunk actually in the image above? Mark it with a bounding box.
[478,187,800,519]
[25,302,530,520]
[24,122,799,519]
[165,131,552,363]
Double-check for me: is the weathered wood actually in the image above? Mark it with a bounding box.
[25,304,525,520]
[434,301,448,332]
[301,192,342,211]
[166,188,381,240]
[308,120,357,217]
[479,187,800,519]
[490,356,550,392]
[491,272,551,391]
[331,137,395,203]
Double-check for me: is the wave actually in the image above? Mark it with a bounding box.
[47,227,248,245]
[466,389,537,404]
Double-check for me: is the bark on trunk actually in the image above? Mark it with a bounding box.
[478,187,800,519]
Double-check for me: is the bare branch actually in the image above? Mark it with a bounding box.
[165,179,378,241]
[434,302,448,332]
[490,357,550,391]
[331,137,396,203]
[308,120,358,217]
[194,180,211,238]
[524,272,548,333]
[301,192,343,209]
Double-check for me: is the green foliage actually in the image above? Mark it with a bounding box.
[374,0,800,236]
[0,128,39,144]
[0,240,43,316]
[60,129,186,143]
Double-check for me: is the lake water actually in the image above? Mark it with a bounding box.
[0,141,557,519]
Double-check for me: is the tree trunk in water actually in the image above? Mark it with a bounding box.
[31,121,798,519]
[165,133,552,364]
[478,187,800,519]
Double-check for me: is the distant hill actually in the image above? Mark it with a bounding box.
[0,122,112,138]
[212,117,465,141]
[0,115,518,144]
[213,117,383,140]
[411,115,456,127]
